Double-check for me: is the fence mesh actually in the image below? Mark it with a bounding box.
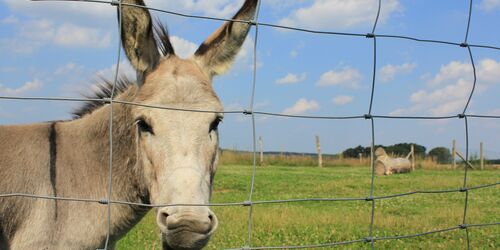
[1,0,499,249]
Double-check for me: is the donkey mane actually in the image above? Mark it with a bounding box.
[72,21,175,119]
[72,77,134,119]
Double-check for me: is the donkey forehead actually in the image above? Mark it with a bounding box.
[136,56,222,109]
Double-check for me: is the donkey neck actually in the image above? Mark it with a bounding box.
[64,85,146,199]
[54,86,150,240]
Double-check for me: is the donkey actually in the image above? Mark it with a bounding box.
[0,0,257,249]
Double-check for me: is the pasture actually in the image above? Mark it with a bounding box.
[117,164,499,249]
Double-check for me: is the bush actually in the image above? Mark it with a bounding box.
[427,147,452,164]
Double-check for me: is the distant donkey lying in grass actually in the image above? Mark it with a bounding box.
[0,0,257,249]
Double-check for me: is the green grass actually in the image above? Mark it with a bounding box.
[117,165,499,249]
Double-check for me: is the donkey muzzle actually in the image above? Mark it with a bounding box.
[158,207,218,250]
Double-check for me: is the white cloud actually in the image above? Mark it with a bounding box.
[53,23,111,48]
[0,79,42,95]
[3,0,112,53]
[332,95,353,105]
[3,0,113,22]
[477,59,500,83]
[317,67,363,88]
[379,63,416,82]
[275,73,307,84]
[170,36,198,59]
[427,61,471,86]
[427,59,500,87]
[0,36,39,54]
[1,15,19,24]
[17,19,55,45]
[96,60,136,80]
[146,0,245,18]
[3,0,247,53]
[279,0,401,30]
[283,98,319,115]
[55,63,84,76]
[180,0,245,18]
[4,19,111,53]
[4,0,245,23]
[478,0,500,11]
[409,79,471,116]
[390,58,500,116]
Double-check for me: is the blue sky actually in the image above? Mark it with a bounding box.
[1,0,500,158]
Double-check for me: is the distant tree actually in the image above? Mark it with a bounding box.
[343,143,426,159]
[428,147,452,164]
[384,143,426,158]
[343,145,369,158]
[342,145,364,158]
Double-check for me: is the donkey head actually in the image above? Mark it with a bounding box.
[120,0,257,249]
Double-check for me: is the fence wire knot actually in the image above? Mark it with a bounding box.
[364,237,373,243]
[98,199,109,205]
[458,113,466,119]
[366,33,375,38]
[460,187,468,192]
[459,224,468,229]
[110,0,119,6]
[102,97,112,104]
[460,42,469,48]
[364,114,373,119]
[243,109,253,115]
[243,200,252,207]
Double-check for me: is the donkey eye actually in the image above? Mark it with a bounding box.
[136,118,154,135]
[209,117,223,133]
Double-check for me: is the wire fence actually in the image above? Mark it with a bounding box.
[1,0,499,249]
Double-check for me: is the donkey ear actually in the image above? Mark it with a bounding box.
[120,0,164,85]
[194,0,258,77]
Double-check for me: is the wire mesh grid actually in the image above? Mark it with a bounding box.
[0,0,499,249]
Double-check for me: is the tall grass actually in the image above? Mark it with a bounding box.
[219,150,368,167]
[220,150,500,170]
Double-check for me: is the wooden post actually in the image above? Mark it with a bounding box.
[359,153,363,163]
[456,151,475,169]
[480,142,484,170]
[316,135,322,168]
[259,136,264,166]
[411,144,415,171]
[452,139,456,169]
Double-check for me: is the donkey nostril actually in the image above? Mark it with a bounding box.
[208,214,213,221]
[160,211,169,221]
[156,210,171,231]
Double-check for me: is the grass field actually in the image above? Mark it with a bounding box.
[117,165,499,249]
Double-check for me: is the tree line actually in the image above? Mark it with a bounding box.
[342,143,453,164]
